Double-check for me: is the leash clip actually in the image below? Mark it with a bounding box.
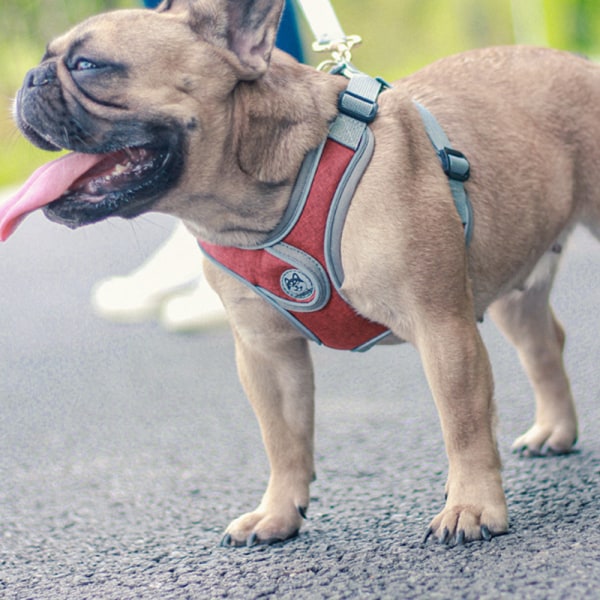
[313,34,362,72]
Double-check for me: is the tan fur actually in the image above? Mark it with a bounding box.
[22,0,600,545]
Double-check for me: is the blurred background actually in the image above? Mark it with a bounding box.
[2,0,600,188]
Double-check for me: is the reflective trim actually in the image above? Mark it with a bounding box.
[324,127,375,291]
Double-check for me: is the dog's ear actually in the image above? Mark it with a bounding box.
[158,0,284,80]
[223,0,285,79]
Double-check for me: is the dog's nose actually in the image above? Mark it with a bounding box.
[25,63,56,88]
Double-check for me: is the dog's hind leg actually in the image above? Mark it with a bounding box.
[488,246,578,456]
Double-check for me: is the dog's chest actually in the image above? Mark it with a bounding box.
[200,124,391,351]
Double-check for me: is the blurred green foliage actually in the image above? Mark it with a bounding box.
[2,0,600,186]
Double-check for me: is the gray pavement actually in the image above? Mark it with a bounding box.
[1,204,599,599]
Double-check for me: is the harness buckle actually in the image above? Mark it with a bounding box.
[338,89,378,123]
[437,147,470,182]
[337,74,386,124]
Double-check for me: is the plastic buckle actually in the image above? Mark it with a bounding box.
[338,89,378,123]
[437,147,470,182]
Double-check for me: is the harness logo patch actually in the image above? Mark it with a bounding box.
[280,269,314,301]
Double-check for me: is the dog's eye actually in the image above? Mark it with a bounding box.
[72,58,99,71]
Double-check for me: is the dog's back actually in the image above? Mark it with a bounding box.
[361,46,600,313]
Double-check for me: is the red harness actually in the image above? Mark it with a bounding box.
[199,73,472,351]
[200,129,390,351]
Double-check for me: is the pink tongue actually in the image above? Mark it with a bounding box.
[0,152,105,241]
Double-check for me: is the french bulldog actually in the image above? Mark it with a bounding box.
[2,0,596,547]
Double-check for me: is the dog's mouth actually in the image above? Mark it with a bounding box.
[64,146,166,198]
[45,143,176,223]
[0,130,183,241]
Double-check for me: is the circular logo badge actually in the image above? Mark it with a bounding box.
[280,269,315,301]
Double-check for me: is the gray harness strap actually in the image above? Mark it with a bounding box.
[414,102,474,245]
[329,69,474,246]
[330,72,388,149]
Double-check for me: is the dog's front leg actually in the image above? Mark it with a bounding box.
[221,319,315,547]
[417,318,508,545]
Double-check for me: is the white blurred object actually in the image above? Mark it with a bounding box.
[295,0,346,45]
[91,222,225,328]
[160,275,228,332]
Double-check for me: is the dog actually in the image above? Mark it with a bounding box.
[2,0,597,547]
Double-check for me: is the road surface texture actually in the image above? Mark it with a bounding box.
[1,202,599,599]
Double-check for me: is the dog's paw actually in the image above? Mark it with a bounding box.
[512,422,577,457]
[220,505,306,548]
[423,502,508,546]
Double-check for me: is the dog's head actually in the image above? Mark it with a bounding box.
[2,0,339,243]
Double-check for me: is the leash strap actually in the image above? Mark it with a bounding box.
[414,102,474,245]
[294,0,347,45]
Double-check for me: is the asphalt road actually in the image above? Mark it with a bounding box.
[1,203,599,599]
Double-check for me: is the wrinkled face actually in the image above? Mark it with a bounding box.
[0,0,287,242]
[10,6,234,228]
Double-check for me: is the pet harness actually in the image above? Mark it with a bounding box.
[200,72,473,351]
